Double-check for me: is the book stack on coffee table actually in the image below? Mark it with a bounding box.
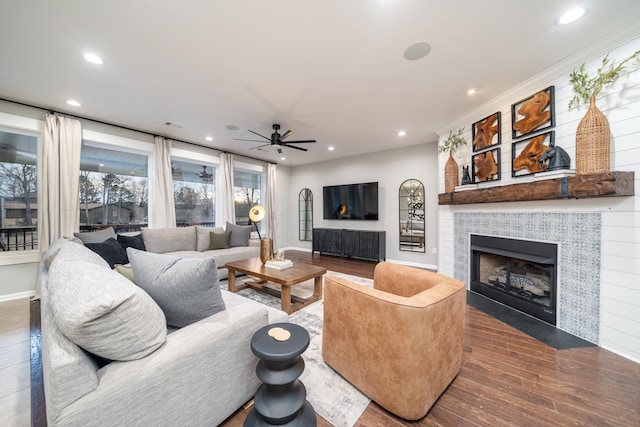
[265,259,293,270]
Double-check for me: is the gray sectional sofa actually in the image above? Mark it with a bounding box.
[41,235,287,426]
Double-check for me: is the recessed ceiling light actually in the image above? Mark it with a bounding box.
[99,163,105,167]
[467,88,477,95]
[557,7,585,25]
[328,146,335,151]
[397,130,406,137]
[404,42,432,61]
[66,99,81,107]
[205,136,213,142]
[280,156,286,161]
[83,53,103,65]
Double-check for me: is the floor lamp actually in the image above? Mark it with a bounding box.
[249,205,265,240]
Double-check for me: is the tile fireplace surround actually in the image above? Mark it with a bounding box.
[454,212,601,343]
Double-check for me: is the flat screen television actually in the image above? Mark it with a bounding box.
[323,181,379,220]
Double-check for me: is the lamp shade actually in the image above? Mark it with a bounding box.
[249,205,266,223]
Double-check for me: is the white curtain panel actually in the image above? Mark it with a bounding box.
[149,136,176,228]
[266,163,277,244]
[216,153,235,226]
[41,113,82,250]
[37,114,82,298]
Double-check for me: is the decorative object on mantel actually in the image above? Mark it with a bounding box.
[539,140,571,171]
[438,127,467,192]
[461,165,472,185]
[569,50,640,175]
[512,132,552,177]
[511,86,555,139]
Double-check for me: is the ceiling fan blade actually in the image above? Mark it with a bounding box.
[282,144,308,152]
[250,143,271,150]
[233,138,269,143]
[247,130,271,141]
[280,130,293,140]
[283,139,316,144]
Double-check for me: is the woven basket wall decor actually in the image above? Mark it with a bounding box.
[575,96,610,175]
[444,152,459,192]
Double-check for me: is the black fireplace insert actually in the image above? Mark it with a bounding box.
[470,234,557,325]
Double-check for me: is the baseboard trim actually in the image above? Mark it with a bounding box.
[0,290,35,302]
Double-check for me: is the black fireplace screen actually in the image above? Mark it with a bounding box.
[471,235,557,325]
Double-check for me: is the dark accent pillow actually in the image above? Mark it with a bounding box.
[209,230,231,250]
[84,238,129,269]
[226,221,253,247]
[117,233,146,253]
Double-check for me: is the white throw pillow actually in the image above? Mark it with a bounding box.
[127,248,226,327]
[48,260,167,361]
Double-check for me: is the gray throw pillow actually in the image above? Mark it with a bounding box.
[73,227,116,244]
[127,248,226,327]
[226,221,253,247]
[209,230,231,250]
[48,259,167,361]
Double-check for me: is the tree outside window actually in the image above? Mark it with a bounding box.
[78,144,148,231]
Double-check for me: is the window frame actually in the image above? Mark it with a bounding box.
[0,112,43,264]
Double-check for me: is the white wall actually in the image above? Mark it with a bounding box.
[438,31,640,362]
[285,143,439,268]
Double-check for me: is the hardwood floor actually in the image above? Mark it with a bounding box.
[29,250,640,426]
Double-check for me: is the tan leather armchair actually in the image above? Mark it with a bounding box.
[322,262,466,420]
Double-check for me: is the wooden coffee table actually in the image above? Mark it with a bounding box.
[225,258,327,314]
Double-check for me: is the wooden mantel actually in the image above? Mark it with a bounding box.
[438,171,635,205]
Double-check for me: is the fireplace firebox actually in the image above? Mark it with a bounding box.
[470,234,557,325]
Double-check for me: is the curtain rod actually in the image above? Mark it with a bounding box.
[0,97,276,165]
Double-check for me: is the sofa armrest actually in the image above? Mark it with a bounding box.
[54,306,269,427]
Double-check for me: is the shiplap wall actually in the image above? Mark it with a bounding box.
[438,31,640,363]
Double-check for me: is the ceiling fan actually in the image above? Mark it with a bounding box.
[234,124,316,153]
[196,165,213,182]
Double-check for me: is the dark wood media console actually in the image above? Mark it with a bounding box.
[312,228,385,262]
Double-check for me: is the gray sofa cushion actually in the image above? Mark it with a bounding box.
[196,226,224,251]
[48,259,167,361]
[127,248,226,327]
[226,221,253,247]
[142,227,196,253]
[74,227,116,244]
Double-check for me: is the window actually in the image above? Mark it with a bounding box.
[0,129,38,251]
[172,159,215,227]
[79,143,149,232]
[234,168,262,225]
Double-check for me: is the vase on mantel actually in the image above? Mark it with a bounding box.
[575,96,610,175]
[444,152,459,193]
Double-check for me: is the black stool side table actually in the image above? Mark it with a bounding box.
[244,322,316,426]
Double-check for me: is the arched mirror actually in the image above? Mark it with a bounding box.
[299,188,313,241]
[399,179,425,252]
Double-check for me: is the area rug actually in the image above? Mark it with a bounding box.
[220,271,373,427]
